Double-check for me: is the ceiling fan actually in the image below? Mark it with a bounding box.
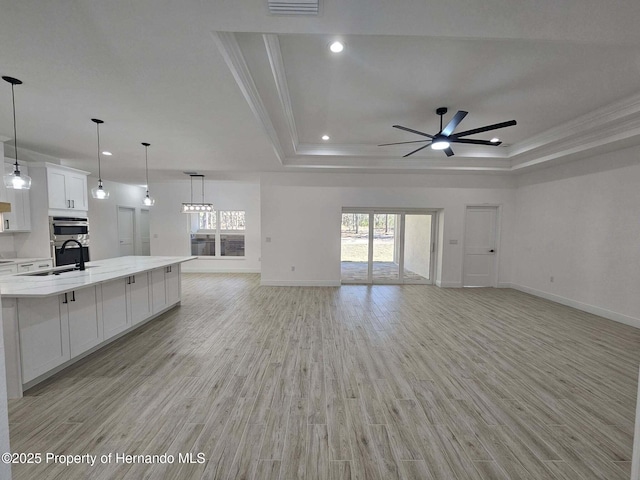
[380,107,517,157]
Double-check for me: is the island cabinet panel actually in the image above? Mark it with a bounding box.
[151,268,167,314]
[166,264,181,306]
[101,279,129,338]
[67,287,101,358]
[18,295,70,383]
[127,272,151,325]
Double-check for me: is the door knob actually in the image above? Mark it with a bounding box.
[489,249,495,253]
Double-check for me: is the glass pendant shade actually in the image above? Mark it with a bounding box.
[4,169,31,190]
[91,118,109,200]
[143,193,155,206]
[3,76,31,190]
[91,181,110,199]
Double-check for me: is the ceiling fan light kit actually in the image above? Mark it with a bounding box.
[380,107,517,157]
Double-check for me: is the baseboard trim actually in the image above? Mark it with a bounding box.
[182,268,261,274]
[509,283,640,329]
[440,281,463,288]
[260,280,341,287]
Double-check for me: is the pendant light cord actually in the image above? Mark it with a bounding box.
[10,83,19,171]
[190,175,194,203]
[144,145,149,194]
[96,122,102,182]
[201,175,205,203]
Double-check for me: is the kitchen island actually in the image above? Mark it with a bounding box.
[0,256,195,398]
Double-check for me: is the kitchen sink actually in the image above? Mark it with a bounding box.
[19,266,97,276]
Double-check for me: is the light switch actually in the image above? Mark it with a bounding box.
[449,239,458,245]
[266,237,272,243]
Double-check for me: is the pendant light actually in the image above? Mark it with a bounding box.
[181,174,213,213]
[2,76,31,190]
[141,142,155,206]
[90,118,109,199]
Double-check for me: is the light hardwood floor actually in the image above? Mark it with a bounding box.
[8,273,640,479]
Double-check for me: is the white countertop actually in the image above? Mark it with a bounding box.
[0,256,195,298]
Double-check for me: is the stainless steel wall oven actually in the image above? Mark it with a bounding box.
[49,216,90,266]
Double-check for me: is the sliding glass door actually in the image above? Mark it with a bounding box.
[341,209,435,285]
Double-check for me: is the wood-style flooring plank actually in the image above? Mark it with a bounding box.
[5,273,639,480]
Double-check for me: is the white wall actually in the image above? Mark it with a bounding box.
[404,214,432,279]
[512,147,640,327]
[260,172,517,286]
[87,176,147,261]
[150,180,261,273]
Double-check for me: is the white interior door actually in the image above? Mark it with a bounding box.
[117,206,136,257]
[140,209,151,256]
[463,206,498,287]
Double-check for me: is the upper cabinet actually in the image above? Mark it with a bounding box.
[46,164,89,213]
[0,160,31,232]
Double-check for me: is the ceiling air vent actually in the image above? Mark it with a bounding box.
[268,0,319,15]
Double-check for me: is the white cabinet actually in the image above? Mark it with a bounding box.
[151,264,181,314]
[17,259,53,273]
[46,164,89,212]
[19,287,99,382]
[1,161,31,232]
[127,272,151,325]
[67,288,101,357]
[18,295,70,383]
[151,268,167,314]
[101,279,129,338]
[0,264,17,276]
[166,264,181,306]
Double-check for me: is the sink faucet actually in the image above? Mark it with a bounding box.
[59,239,86,271]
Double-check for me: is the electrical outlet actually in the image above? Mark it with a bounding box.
[449,239,458,245]
[550,276,554,283]
[291,266,295,272]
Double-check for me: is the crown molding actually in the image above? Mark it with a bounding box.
[283,155,512,171]
[211,31,285,164]
[509,91,640,159]
[219,31,640,174]
[264,34,299,152]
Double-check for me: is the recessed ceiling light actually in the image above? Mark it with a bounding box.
[329,41,344,53]
[322,135,330,141]
[490,138,500,143]
[102,151,112,156]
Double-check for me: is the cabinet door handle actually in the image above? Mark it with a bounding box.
[132,275,136,284]
[21,263,33,267]
[72,200,75,208]
[38,264,49,268]
[71,291,76,302]
[4,219,8,230]
[62,293,68,304]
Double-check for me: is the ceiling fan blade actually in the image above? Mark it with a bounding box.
[403,143,432,157]
[444,147,455,157]
[441,110,468,136]
[378,140,431,146]
[450,138,502,146]
[393,125,434,138]
[453,120,517,138]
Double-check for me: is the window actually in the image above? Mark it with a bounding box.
[190,210,245,257]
